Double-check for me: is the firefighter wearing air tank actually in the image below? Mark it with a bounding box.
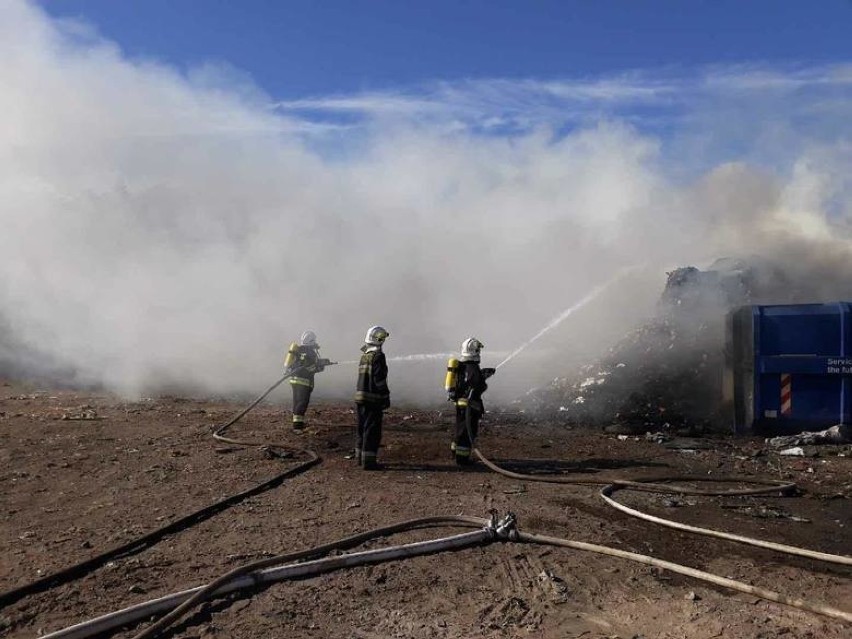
[447,338,495,465]
[354,326,390,470]
[284,331,332,431]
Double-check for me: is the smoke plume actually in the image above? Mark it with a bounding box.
[1,0,851,404]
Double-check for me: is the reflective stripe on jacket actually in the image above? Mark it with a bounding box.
[287,345,320,388]
[354,349,390,404]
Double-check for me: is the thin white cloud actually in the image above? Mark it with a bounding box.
[536,77,674,102]
[274,93,442,115]
[274,75,675,120]
[702,63,852,91]
[272,63,852,137]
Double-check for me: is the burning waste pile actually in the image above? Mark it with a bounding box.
[528,314,726,434]
[524,258,794,433]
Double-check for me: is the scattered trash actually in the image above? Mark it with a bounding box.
[644,431,671,444]
[214,447,240,454]
[537,569,570,601]
[779,447,805,457]
[262,447,293,460]
[720,504,811,523]
[768,424,851,448]
[685,591,701,601]
[663,438,714,450]
[61,408,105,421]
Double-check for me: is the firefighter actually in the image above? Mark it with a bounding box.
[284,330,331,431]
[354,326,390,470]
[448,337,495,466]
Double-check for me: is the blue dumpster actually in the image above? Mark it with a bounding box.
[727,302,852,434]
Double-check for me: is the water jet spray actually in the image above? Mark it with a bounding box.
[495,266,640,370]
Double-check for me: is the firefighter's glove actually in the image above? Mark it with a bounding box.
[316,358,336,373]
[482,368,496,379]
[381,397,391,410]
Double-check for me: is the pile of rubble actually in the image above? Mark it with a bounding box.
[524,257,789,432]
[526,315,725,432]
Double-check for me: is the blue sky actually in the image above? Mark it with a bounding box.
[41,0,852,99]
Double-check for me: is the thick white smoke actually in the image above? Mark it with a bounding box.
[1,0,851,403]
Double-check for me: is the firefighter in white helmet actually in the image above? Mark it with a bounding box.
[448,337,495,465]
[283,330,333,431]
[353,326,390,470]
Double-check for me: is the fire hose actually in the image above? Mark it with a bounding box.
[212,372,294,448]
[43,515,499,639]
[11,376,852,637]
[38,510,851,639]
[474,452,852,566]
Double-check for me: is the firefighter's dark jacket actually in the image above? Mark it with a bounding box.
[460,361,488,412]
[354,348,390,405]
[288,346,322,388]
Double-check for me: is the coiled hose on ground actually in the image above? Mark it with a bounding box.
[12,376,852,638]
[474,451,852,566]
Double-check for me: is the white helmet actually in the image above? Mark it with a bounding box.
[364,325,389,347]
[460,337,484,362]
[300,330,318,347]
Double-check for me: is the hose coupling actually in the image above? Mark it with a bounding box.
[483,511,518,540]
[495,512,519,541]
[484,510,499,539]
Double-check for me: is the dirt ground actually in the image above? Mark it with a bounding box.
[1,378,850,639]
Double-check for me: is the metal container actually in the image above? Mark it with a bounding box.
[726,302,852,434]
